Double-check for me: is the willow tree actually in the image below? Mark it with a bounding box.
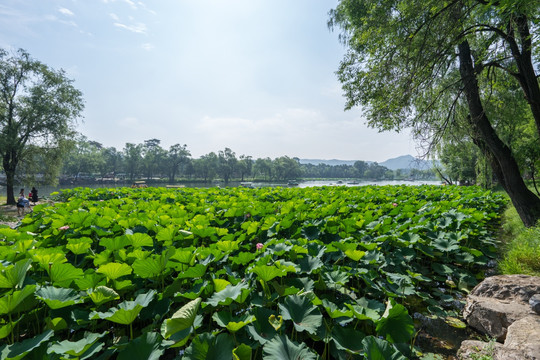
[0,49,84,204]
[329,0,540,226]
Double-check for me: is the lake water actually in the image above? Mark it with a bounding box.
[16,179,442,198]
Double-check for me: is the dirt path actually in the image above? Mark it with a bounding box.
[0,202,41,228]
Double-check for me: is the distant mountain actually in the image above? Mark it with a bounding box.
[299,155,435,170]
[298,159,358,166]
[379,155,435,171]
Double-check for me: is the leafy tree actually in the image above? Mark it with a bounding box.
[62,135,104,180]
[254,157,273,180]
[193,152,218,183]
[273,156,301,181]
[0,49,83,204]
[237,155,253,182]
[168,144,191,182]
[100,146,124,178]
[217,148,237,184]
[329,0,540,226]
[141,139,167,180]
[123,143,142,181]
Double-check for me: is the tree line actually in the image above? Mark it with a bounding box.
[51,136,435,184]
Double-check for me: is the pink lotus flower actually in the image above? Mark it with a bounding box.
[256,243,264,250]
[59,225,70,230]
[392,203,398,207]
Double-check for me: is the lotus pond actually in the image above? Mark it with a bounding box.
[0,185,506,359]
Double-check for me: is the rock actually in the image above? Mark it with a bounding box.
[530,294,540,314]
[504,315,540,358]
[463,275,540,340]
[469,275,540,303]
[458,339,536,360]
[463,296,533,341]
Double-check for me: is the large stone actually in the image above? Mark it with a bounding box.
[463,296,533,341]
[463,274,540,340]
[468,275,540,302]
[530,294,540,314]
[458,340,536,360]
[504,315,540,358]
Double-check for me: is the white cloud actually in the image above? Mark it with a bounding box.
[114,22,147,34]
[109,13,119,21]
[58,7,74,17]
[141,43,153,51]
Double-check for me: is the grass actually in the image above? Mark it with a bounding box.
[498,206,540,276]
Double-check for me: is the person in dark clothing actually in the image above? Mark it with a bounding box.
[31,187,38,204]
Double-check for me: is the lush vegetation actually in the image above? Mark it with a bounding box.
[499,206,540,276]
[0,185,505,359]
[329,0,540,226]
[46,137,435,185]
[0,49,84,205]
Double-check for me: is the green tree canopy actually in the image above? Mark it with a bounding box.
[329,0,540,226]
[0,49,83,204]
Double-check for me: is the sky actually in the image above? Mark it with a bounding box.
[0,0,418,162]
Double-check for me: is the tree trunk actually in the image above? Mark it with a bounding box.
[459,40,540,227]
[3,153,17,205]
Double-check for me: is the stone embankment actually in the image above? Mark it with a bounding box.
[458,274,540,359]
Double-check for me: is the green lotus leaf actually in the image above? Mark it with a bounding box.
[32,249,66,269]
[205,282,250,307]
[132,258,163,279]
[48,331,107,357]
[268,314,283,331]
[246,307,279,345]
[117,332,163,360]
[432,233,459,252]
[36,286,83,309]
[262,335,318,360]
[213,279,231,292]
[66,237,93,255]
[297,255,323,274]
[176,264,207,279]
[96,262,132,280]
[216,240,239,252]
[321,299,353,319]
[0,330,53,360]
[0,285,36,315]
[161,298,201,339]
[332,325,365,353]
[375,299,414,344]
[321,270,349,286]
[48,263,84,287]
[87,286,119,306]
[251,265,287,282]
[0,259,32,289]
[278,294,322,335]
[345,249,366,261]
[127,233,154,248]
[212,311,255,332]
[230,252,257,266]
[46,317,68,331]
[99,236,131,251]
[75,271,105,290]
[233,344,252,360]
[156,226,177,242]
[346,297,384,322]
[90,290,155,325]
[184,332,234,360]
[0,320,18,340]
[361,335,407,360]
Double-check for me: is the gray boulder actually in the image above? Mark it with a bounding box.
[462,274,540,341]
[459,275,540,359]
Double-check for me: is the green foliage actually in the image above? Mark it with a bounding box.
[1,185,506,358]
[499,207,540,276]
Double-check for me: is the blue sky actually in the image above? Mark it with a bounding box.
[0,0,416,162]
